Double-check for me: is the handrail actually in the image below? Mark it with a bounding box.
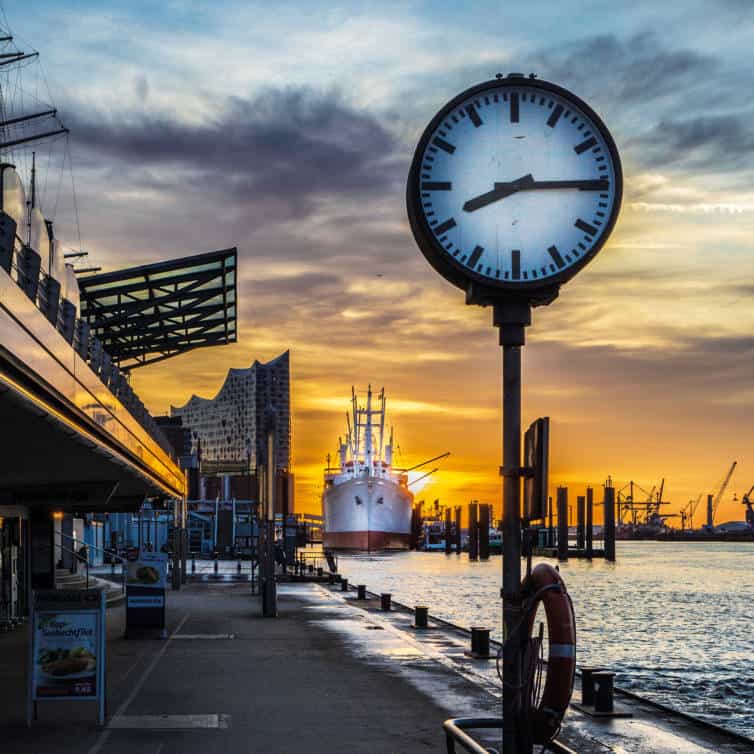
[37,540,92,590]
[57,530,126,594]
[442,718,576,754]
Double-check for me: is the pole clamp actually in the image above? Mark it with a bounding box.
[499,465,535,478]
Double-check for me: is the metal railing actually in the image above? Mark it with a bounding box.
[443,718,577,754]
[58,531,127,594]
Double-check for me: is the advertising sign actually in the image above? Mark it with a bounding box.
[29,589,105,724]
[126,550,167,633]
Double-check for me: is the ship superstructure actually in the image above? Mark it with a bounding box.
[322,386,413,551]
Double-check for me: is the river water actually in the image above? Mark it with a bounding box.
[337,542,754,738]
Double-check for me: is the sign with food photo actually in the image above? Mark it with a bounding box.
[32,611,99,698]
[126,550,168,632]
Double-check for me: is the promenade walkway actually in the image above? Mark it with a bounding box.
[0,582,474,754]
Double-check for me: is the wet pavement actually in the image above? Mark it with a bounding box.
[0,580,751,753]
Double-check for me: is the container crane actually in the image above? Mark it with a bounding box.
[742,484,754,529]
[708,461,737,529]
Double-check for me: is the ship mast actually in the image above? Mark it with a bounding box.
[364,384,373,477]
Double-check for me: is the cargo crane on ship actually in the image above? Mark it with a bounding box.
[742,484,754,529]
[615,478,672,538]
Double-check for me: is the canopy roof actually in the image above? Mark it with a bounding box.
[78,247,237,370]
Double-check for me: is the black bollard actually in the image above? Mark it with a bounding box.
[191,556,196,574]
[237,561,242,575]
[357,584,366,600]
[308,564,314,574]
[469,626,491,658]
[380,593,391,611]
[214,560,219,575]
[580,666,606,706]
[593,671,615,713]
[317,567,323,577]
[341,578,349,592]
[414,606,429,629]
[328,573,335,584]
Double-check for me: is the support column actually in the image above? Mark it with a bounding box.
[557,486,569,562]
[494,300,531,754]
[444,508,452,554]
[604,482,616,562]
[454,506,462,553]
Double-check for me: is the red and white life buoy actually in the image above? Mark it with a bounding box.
[521,563,576,744]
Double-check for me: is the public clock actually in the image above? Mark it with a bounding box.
[406,74,622,297]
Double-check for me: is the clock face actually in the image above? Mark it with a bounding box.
[407,77,622,293]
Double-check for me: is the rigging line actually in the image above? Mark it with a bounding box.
[52,137,65,220]
[66,132,83,252]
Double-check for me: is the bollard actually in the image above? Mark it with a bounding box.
[308,564,314,574]
[380,593,392,611]
[469,626,491,658]
[341,578,349,592]
[593,671,615,713]
[580,666,606,706]
[214,560,219,575]
[334,573,342,583]
[111,561,116,575]
[317,567,323,577]
[328,573,335,584]
[414,606,429,629]
[237,561,242,575]
[357,584,366,600]
[191,556,196,574]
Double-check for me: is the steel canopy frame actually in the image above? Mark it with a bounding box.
[77,248,238,371]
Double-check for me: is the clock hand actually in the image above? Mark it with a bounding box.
[462,174,534,212]
[494,179,609,191]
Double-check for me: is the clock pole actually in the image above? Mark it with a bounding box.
[494,298,532,754]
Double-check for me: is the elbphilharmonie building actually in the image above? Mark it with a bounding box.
[170,351,291,473]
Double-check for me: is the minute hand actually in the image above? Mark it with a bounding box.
[494,179,608,191]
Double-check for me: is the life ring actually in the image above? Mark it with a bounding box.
[521,563,576,744]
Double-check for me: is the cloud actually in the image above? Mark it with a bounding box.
[68,86,400,216]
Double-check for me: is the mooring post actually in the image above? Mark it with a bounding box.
[454,506,462,553]
[444,507,452,554]
[468,501,479,560]
[576,495,586,551]
[604,482,616,562]
[547,494,554,547]
[479,503,490,560]
[557,486,569,562]
[586,486,594,559]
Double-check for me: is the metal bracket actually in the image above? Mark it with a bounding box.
[499,465,534,478]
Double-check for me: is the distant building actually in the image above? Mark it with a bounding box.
[170,351,291,473]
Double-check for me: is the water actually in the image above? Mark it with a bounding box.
[337,542,754,739]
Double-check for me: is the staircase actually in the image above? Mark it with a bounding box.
[55,568,125,608]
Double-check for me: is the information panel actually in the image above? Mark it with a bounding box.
[29,589,106,724]
[126,550,167,634]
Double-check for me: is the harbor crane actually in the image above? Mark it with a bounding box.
[742,484,754,529]
[680,493,703,531]
[707,461,737,529]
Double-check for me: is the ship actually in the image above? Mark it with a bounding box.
[322,386,413,551]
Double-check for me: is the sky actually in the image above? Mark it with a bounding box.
[7,0,754,524]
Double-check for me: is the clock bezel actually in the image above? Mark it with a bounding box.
[406,76,623,294]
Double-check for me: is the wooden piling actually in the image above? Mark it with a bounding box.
[557,486,569,561]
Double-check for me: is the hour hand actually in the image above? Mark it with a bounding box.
[463,174,534,212]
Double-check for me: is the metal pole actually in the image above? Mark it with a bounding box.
[494,301,530,754]
[586,487,594,559]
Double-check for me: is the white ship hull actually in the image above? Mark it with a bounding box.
[323,472,412,551]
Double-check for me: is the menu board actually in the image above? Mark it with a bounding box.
[29,589,106,724]
[126,550,167,631]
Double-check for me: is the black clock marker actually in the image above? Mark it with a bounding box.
[574,136,597,154]
[432,137,456,154]
[421,182,452,191]
[510,92,519,123]
[434,218,456,236]
[547,104,563,128]
[511,250,521,279]
[466,104,483,127]
[547,245,565,269]
[467,245,484,268]
[575,218,598,236]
